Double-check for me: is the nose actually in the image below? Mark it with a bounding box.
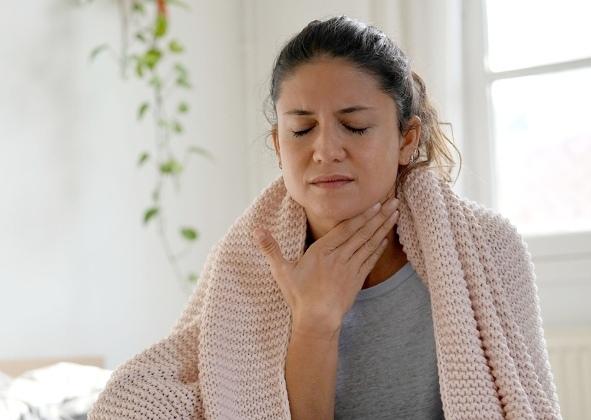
[312,124,346,163]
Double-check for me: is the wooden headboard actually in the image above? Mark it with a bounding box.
[0,356,104,377]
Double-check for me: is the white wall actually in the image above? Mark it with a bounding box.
[0,0,247,369]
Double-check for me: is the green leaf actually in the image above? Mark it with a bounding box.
[143,48,162,70]
[137,102,150,120]
[143,207,159,224]
[131,2,145,14]
[180,227,198,241]
[137,151,150,166]
[135,60,145,77]
[172,121,183,133]
[152,189,160,202]
[177,102,189,113]
[159,159,183,175]
[89,44,109,62]
[154,14,167,38]
[176,76,191,89]
[169,39,184,53]
[148,76,161,89]
[188,145,214,160]
[158,119,168,128]
[174,63,188,77]
[135,32,147,43]
[188,272,199,283]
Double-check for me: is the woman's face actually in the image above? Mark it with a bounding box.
[273,56,419,236]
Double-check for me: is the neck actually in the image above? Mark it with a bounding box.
[361,227,407,289]
[304,221,407,289]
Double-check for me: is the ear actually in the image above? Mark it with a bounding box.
[271,125,281,162]
[399,115,421,165]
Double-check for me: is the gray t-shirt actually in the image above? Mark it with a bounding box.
[335,261,445,419]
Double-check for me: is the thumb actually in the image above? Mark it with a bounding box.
[253,227,287,273]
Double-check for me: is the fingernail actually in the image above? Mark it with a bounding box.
[253,229,266,242]
[387,209,398,223]
[384,198,398,212]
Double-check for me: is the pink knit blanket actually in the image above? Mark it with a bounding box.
[89,167,562,419]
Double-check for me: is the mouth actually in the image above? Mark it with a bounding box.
[310,179,354,189]
[309,173,355,190]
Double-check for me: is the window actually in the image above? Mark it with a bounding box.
[484,0,591,237]
[463,0,591,265]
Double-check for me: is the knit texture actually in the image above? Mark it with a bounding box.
[89,167,562,420]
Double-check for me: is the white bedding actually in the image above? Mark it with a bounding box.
[0,362,112,420]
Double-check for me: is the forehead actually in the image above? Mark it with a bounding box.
[276,57,394,113]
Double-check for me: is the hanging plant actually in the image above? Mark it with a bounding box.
[85,0,214,290]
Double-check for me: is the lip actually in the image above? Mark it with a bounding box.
[311,179,353,189]
[309,174,354,184]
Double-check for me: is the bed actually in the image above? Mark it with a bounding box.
[0,356,112,420]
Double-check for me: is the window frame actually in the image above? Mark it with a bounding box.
[462,0,591,272]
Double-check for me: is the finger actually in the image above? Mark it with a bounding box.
[349,208,399,269]
[337,197,399,260]
[322,198,393,251]
[357,237,389,284]
[322,202,382,250]
[253,228,287,280]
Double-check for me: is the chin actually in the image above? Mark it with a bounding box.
[309,202,362,223]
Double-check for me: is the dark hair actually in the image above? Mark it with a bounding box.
[263,15,461,191]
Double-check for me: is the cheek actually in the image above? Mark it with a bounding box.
[279,153,306,200]
[356,139,399,194]
[278,144,301,173]
[282,176,311,212]
[359,137,398,170]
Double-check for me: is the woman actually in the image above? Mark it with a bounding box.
[89,16,562,420]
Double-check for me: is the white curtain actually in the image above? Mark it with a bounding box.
[373,0,466,193]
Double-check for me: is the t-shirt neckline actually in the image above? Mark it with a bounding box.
[355,261,414,301]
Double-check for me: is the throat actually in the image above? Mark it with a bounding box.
[362,232,408,290]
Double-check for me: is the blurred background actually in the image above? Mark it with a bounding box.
[1,0,590,418]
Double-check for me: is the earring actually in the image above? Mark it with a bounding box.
[409,148,419,164]
[278,160,282,169]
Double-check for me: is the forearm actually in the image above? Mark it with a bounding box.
[285,323,341,420]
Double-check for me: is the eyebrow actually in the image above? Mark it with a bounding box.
[283,105,375,116]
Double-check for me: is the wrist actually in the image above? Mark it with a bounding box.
[291,315,342,341]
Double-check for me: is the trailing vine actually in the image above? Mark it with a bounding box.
[86,0,213,291]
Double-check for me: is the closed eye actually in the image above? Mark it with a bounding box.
[291,125,369,137]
